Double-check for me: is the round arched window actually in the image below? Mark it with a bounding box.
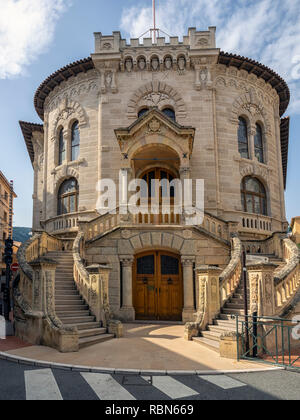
[58,178,79,215]
[71,122,80,161]
[162,108,176,121]
[241,177,267,215]
[238,117,249,159]
[138,108,149,118]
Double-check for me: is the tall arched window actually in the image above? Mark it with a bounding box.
[58,129,66,166]
[238,117,249,159]
[254,123,264,163]
[138,108,149,118]
[57,178,79,215]
[241,177,267,216]
[71,122,80,161]
[162,108,176,122]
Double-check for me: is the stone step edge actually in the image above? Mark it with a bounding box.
[0,352,284,376]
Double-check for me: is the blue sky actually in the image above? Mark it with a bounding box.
[0,0,299,227]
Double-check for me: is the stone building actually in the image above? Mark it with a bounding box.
[0,171,16,276]
[16,27,300,353]
[291,217,300,245]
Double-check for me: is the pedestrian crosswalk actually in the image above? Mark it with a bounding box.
[22,368,249,400]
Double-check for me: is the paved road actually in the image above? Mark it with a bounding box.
[0,359,299,400]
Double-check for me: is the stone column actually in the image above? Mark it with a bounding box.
[120,256,135,321]
[182,257,195,323]
[247,262,278,316]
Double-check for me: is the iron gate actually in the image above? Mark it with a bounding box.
[236,315,300,370]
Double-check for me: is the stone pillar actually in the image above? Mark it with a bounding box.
[30,258,58,313]
[120,256,135,321]
[86,264,112,326]
[247,262,278,317]
[182,257,195,323]
[196,265,222,325]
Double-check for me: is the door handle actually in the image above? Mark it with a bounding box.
[143,278,148,285]
[168,278,173,285]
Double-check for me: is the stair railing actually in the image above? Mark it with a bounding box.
[219,236,243,307]
[73,231,112,326]
[25,232,63,263]
[274,238,300,315]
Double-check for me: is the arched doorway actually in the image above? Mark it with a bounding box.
[133,251,183,321]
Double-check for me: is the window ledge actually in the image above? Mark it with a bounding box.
[52,158,86,174]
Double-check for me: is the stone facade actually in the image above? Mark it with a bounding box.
[20,27,291,324]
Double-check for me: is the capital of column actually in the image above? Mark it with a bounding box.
[120,255,134,267]
[181,256,195,267]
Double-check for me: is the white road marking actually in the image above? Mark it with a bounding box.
[199,375,247,390]
[25,369,63,401]
[81,373,136,400]
[142,376,198,399]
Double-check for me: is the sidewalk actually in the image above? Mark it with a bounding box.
[2,323,272,372]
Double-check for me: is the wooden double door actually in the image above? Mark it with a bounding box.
[133,251,183,321]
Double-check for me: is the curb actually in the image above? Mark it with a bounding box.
[0,351,285,376]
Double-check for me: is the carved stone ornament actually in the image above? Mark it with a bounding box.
[138,58,146,71]
[164,57,172,70]
[102,42,112,50]
[148,118,161,132]
[125,59,133,72]
[151,57,160,71]
[178,57,186,72]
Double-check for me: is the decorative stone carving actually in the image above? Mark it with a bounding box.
[151,57,160,71]
[164,56,172,70]
[138,57,146,71]
[177,56,186,74]
[127,82,187,118]
[148,118,161,133]
[125,58,133,72]
[51,99,88,142]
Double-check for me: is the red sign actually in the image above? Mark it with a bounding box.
[11,263,19,272]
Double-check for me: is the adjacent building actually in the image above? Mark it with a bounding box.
[0,171,16,276]
[291,217,300,245]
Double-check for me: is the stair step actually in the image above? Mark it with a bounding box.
[225,303,244,310]
[64,322,102,331]
[79,328,107,339]
[57,310,91,317]
[208,324,236,333]
[55,295,81,300]
[60,316,96,324]
[201,330,221,341]
[192,337,220,352]
[215,319,237,327]
[219,313,238,321]
[79,334,114,349]
[55,289,78,295]
[56,299,83,305]
[56,304,89,311]
[222,308,245,315]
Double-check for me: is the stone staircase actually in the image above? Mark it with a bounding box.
[192,252,286,353]
[47,251,114,349]
[192,282,248,352]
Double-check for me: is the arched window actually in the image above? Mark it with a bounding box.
[58,129,66,166]
[254,124,264,163]
[241,177,267,216]
[71,122,80,161]
[238,117,249,159]
[162,108,176,122]
[57,178,79,215]
[138,108,149,118]
[141,168,175,201]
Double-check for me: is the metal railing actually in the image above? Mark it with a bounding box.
[236,314,300,370]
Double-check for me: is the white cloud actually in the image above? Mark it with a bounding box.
[120,0,300,115]
[0,0,71,79]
